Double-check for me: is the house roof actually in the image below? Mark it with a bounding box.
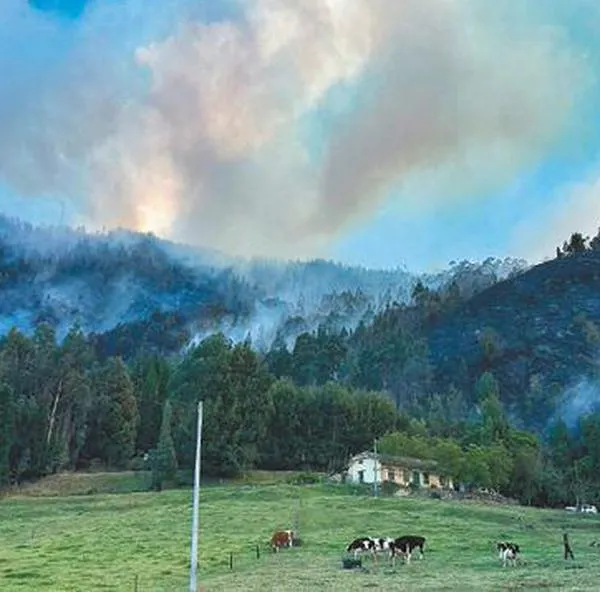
[349,451,439,472]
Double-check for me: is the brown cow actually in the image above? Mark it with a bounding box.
[271,529,295,552]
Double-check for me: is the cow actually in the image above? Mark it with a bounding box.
[392,535,426,566]
[497,542,520,567]
[371,537,396,563]
[347,537,375,559]
[271,529,295,552]
[346,537,395,564]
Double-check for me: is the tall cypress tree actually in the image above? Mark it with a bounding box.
[151,399,178,491]
[0,383,15,486]
[85,357,139,468]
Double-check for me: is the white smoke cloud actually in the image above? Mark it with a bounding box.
[555,377,600,430]
[0,0,596,259]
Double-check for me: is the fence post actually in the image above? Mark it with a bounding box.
[256,544,260,560]
[133,574,139,591]
[294,497,301,540]
[564,532,575,560]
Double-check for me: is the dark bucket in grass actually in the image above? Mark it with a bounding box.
[342,557,362,570]
[291,538,303,547]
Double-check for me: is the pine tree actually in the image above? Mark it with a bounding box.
[86,357,139,468]
[151,399,178,491]
[0,383,15,486]
[135,358,163,453]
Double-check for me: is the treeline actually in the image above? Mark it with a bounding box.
[548,416,600,507]
[265,290,459,414]
[1,322,599,509]
[378,418,542,504]
[556,228,600,257]
[0,326,398,487]
[380,371,600,508]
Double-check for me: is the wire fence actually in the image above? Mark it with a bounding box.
[115,542,299,591]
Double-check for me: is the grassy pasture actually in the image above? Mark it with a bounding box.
[1,477,600,591]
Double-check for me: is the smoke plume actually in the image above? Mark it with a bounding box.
[0,0,595,258]
[554,378,600,431]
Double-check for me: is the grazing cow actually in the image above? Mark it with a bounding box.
[497,542,520,567]
[347,537,375,559]
[346,537,395,563]
[392,535,426,565]
[371,537,396,563]
[271,529,295,552]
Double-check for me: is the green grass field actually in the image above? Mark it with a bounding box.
[1,475,600,591]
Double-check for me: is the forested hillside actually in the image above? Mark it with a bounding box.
[2,217,600,509]
[0,215,525,356]
[426,246,600,430]
[0,322,597,510]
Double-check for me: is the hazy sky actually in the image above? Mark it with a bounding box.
[1,0,600,271]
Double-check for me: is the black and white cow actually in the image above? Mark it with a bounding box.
[372,537,396,562]
[346,536,395,563]
[347,536,374,559]
[392,535,426,565]
[497,542,520,567]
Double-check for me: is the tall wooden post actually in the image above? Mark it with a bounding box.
[293,497,301,539]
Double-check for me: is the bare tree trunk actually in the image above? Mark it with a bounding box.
[46,379,63,446]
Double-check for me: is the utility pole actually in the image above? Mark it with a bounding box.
[189,401,204,592]
[373,438,379,498]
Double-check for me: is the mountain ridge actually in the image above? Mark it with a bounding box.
[0,215,528,353]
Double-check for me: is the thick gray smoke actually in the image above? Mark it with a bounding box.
[0,0,596,259]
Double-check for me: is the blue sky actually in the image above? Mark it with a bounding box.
[333,147,600,271]
[29,0,87,18]
[2,0,600,272]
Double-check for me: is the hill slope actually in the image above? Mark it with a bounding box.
[4,214,599,432]
[2,481,600,591]
[0,217,413,348]
[0,215,526,354]
[425,249,600,428]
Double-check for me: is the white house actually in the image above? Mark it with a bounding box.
[346,451,381,485]
[345,451,453,490]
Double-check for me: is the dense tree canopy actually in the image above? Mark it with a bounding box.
[0,318,598,510]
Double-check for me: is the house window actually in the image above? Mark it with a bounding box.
[423,472,430,486]
[388,470,396,482]
[358,470,364,484]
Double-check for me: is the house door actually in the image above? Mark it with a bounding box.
[358,470,364,484]
[412,471,420,486]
